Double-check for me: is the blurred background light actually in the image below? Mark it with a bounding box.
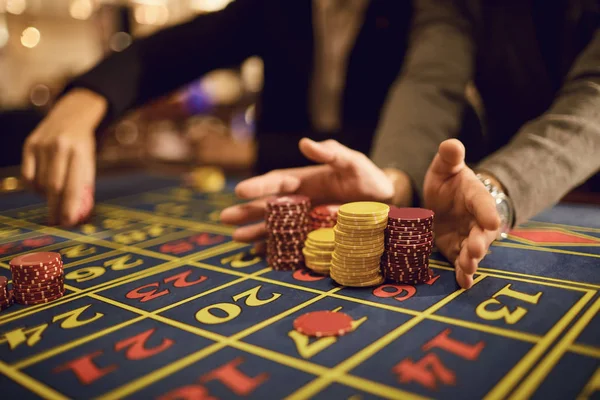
[69,0,94,21]
[109,31,132,52]
[6,0,27,15]
[21,27,41,49]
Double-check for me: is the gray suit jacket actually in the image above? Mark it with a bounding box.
[370,0,600,224]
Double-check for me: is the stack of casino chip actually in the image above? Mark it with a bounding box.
[302,228,335,275]
[308,204,339,230]
[0,277,13,311]
[10,252,65,305]
[266,195,311,270]
[330,202,389,287]
[381,207,434,284]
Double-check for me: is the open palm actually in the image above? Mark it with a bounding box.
[424,139,500,288]
[220,138,394,243]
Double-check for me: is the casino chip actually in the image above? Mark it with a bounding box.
[10,252,66,305]
[382,206,435,284]
[293,310,353,337]
[0,277,13,311]
[265,195,311,270]
[330,202,388,287]
[302,228,335,275]
[308,204,339,231]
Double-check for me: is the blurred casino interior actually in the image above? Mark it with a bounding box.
[0,0,259,176]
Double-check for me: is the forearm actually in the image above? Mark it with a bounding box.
[370,0,474,201]
[64,0,263,130]
[476,31,600,225]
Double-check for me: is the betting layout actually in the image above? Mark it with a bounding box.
[0,176,597,400]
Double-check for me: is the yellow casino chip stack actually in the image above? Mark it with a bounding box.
[302,228,335,275]
[331,202,389,287]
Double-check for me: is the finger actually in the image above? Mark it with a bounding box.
[232,221,267,243]
[34,146,48,194]
[455,267,474,289]
[235,173,301,199]
[458,227,485,275]
[61,151,87,226]
[21,139,37,185]
[253,241,266,256]
[47,146,71,225]
[428,139,466,179]
[465,184,501,231]
[299,138,355,170]
[220,198,268,225]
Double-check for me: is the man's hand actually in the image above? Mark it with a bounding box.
[424,139,501,289]
[220,138,410,243]
[21,89,107,226]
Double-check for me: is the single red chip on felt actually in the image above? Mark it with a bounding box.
[293,311,353,337]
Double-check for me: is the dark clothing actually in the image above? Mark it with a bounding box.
[67,0,413,174]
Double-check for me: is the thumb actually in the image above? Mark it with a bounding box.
[429,139,466,180]
[299,138,354,170]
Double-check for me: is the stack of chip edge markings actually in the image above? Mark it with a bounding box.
[10,252,65,305]
[331,201,389,287]
[309,204,339,231]
[302,228,335,275]
[381,206,434,284]
[266,195,311,270]
[0,277,13,311]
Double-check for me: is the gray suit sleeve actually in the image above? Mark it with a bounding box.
[369,0,475,201]
[477,28,600,225]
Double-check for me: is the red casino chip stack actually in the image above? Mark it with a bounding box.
[0,277,13,311]
[381,207,435,284]
[308,204,339,230]
[10,252,65,305]
[266,195,311,270]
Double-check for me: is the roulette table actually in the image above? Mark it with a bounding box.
[0,171,598,399]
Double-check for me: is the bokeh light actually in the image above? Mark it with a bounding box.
[109,31,132,52]
[69,0,94,21]
[21,27,41,49]
[6,0,27,15]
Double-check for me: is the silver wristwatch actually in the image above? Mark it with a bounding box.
[476,173,514,240]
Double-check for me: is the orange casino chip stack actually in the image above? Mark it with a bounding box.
[265,195,311,270]
[10,252,65,305]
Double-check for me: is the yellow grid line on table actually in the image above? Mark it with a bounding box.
[95,287,341,400]
[0,231,42,245]
[0,242,245,324]
[0,360,69,400]
[10,267,271,369]
[509,296,600,399]
[96,204,236,235]
[577,366,600,399]
[568,343,600,359]
[493,241,600,259]
[12,316,146,369]
[430,261,597,293]
[485,290,596,399]
[218,267,543,344]
[285,274,487,399]
[524,221,600,234]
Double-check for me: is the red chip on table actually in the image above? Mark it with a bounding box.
[293,310,353,337]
